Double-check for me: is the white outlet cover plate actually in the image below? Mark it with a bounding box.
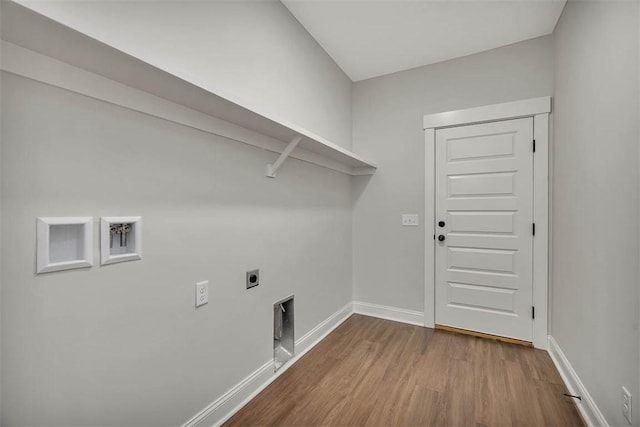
[402,214,419,226]
[196,280,208,307]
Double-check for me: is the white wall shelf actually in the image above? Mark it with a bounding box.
[1,2,377,177]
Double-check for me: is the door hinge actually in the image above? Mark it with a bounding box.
[533,139,536,152]
[532,223,536,236]
[532,306,535,319]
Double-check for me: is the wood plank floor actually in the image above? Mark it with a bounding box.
[225,314,584,427]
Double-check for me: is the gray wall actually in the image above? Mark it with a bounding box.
[3,2,640,426]
[552,2,640,425]
[1,2,356,424]
[14,0,353,149]
[0,73,353,426]
[351,36,554,311]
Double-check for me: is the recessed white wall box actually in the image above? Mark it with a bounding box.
[36,217,94,274]
[100,216,142,265]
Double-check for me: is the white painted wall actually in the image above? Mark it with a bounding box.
[351,36,554,312]
[2,2,638,426]
[0,2,356,424]
[552,2,640,425]
[13,0,353,150]
[0,71,353,426]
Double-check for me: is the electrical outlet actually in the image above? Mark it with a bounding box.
[402,214,419,226]
[195,280,208,307]
[246,269,259,289]
[622,387,632,424]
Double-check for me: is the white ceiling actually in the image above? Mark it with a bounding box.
[282,0,566,81]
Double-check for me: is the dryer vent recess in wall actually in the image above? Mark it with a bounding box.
[274,295,294,371]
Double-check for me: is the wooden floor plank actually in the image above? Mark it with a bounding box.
[474,338,512,427]
[225,314,584,427]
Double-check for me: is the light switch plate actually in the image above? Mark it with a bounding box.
[402,214,419,226]
[196,281,208,307]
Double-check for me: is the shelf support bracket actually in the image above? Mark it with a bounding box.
[266,135,302,178]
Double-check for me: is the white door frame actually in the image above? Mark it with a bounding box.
[423,96,551,349]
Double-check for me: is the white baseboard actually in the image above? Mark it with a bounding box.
[547,335,609,427]
[183,360,275,427]
[352,301,424,326]
[182,302,354,427]
[294,302,354,352]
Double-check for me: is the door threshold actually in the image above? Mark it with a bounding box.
[435,324,533,347]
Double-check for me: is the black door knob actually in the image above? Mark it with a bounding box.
[438,221,445,227]
[249,274,258,283]
[438,235,445,242]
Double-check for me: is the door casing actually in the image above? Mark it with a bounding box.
[423,97,551,349]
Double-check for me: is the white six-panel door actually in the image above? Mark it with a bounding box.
[435,117,534,341]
